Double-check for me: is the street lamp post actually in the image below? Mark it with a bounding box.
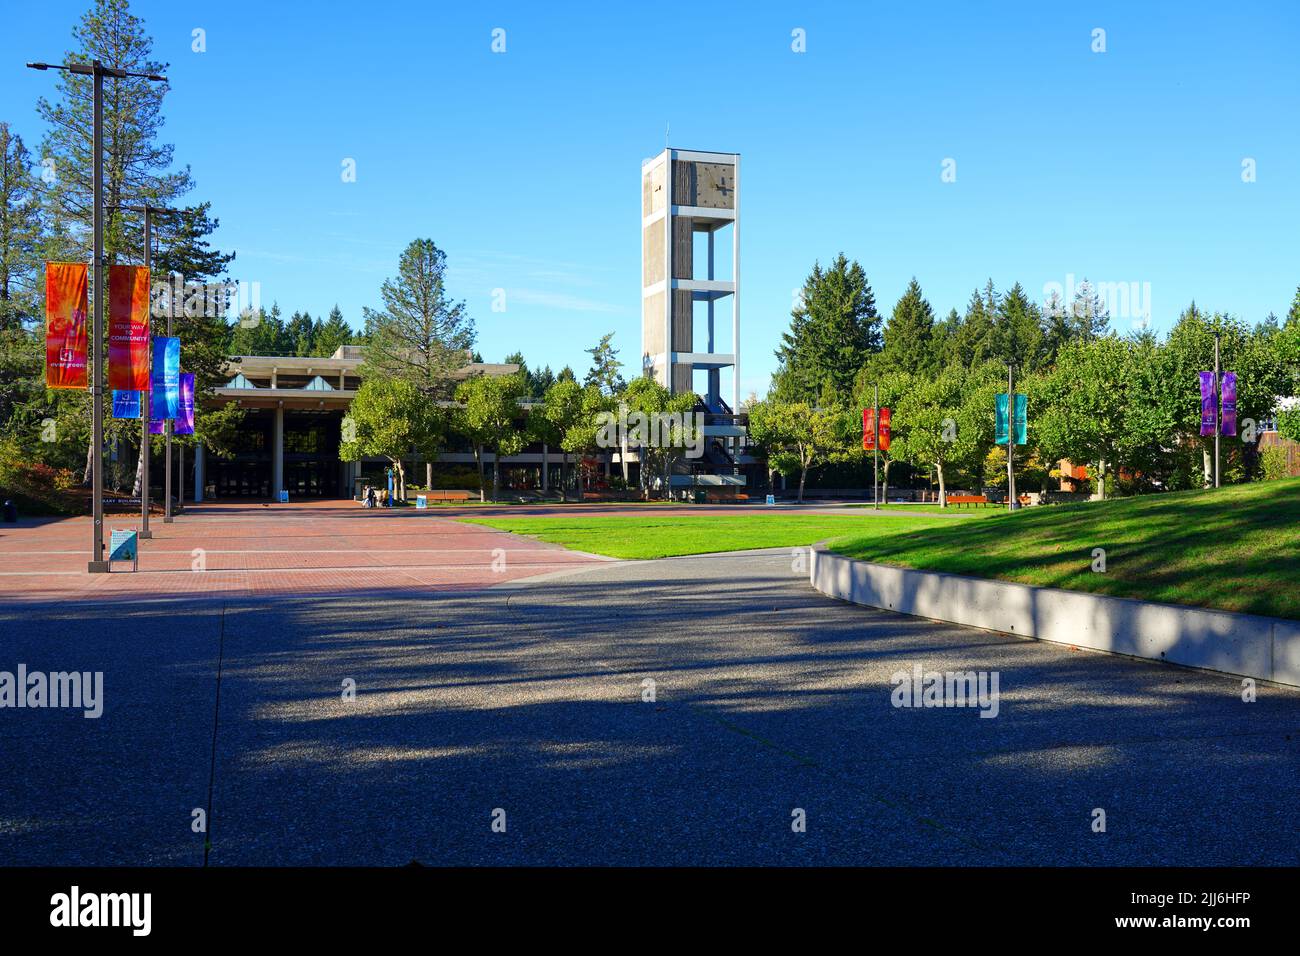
[1213,329,1221,489]
[1007,362,1017,512]
[27,59,167,571]
[106,203,179,538]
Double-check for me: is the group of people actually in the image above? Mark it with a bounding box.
[359,484,390,508]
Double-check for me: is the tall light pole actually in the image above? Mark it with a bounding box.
[28,59,167,571]
[872,383,880,511]
[107,203,179,538]
[1007,362,1018,512]
[1213,329,1221,489]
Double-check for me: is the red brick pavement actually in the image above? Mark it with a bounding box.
[0,499,619,602]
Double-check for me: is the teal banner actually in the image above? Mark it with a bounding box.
[996,393,1028,445]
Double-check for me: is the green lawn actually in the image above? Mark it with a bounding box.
[461,512,963,560]
[828,477,1300,620]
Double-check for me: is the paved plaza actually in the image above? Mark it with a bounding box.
[1,502,1297,866]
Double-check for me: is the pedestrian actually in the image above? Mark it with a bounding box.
[366,485,377,509]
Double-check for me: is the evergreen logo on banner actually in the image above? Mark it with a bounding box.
[150,337,180,420]
[44,262,89,390]
[111,390,142,419]
[996,393,1027,445]
[108,265,151,391]
[1199,371,1237,436]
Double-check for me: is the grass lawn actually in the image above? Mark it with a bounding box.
[828,477,1300,620]
[461,512,967,560]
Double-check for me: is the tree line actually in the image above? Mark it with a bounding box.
[750,255,1300,503]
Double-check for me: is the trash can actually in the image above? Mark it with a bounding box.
[692,489,706,504]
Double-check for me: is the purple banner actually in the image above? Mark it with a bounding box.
[1199,371,1216,437]
[174,373,195,436]
[1220,372,1237,437]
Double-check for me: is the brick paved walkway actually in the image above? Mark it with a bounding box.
[0,500,611,602]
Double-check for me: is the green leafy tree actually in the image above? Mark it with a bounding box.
[455,372,526,502]
[339,377,440,501]
[539,378,585,501]
[747,398,839,503]
[620,376,696,498]
[891,365,986,506]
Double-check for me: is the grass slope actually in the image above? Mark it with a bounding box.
[461,512,967,560]
[829,478,1300,620]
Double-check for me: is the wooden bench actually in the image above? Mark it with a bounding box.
[946,494,990,508]
[424,490,471,502]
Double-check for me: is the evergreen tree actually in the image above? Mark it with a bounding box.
[361,238,475,398]
[774,253,880,402]
[583,332,625,395]
[1070,279,1111,339]
[37,0,191,268]
[0,124,43,330]
[313,304,353,357]
[879,277,935,375]
[992,282,1045,372]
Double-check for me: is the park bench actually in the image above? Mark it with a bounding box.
[424,490,471,502]
[946,494,990,508]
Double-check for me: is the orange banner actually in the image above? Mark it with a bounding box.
[108,264,150,390]
[45,262,89,390]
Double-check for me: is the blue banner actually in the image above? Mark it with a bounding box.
[150,336,180,420]
[996,393,1028,446]
[111,390,142,419]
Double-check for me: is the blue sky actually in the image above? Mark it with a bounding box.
[4,0,1298,397]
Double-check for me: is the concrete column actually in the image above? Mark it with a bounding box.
[194,443,205,502]
[542,442,548,491]
[272,403,284,498]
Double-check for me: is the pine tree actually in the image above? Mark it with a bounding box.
[993,282,1045,372]
[880,277,935,375]
[583,332,625,395]
[37,0,191,267]
[36,0,193,483]
[314,304,353,357]
[774,253,879,402]
[361,238,475,398]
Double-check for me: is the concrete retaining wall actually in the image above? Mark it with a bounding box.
[810,545,1300,688]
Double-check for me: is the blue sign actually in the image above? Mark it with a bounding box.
[112,390,142,419]
[278,490,289,503]
[995,393,1028,446]
[109,529,138,563]
[150,337,180,420]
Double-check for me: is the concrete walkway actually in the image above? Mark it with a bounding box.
[1,547,1296,865]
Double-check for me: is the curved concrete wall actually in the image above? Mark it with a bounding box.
[810,545,1300,688]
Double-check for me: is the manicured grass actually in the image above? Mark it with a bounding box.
[461,512,962,560]
[828,478,1300,620]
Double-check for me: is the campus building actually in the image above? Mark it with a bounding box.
[193,346,529,501]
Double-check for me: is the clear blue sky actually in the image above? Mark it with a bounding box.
[4,1,1298,397]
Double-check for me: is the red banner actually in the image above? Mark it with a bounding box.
[863,407,892,451]
[108,264,150,390]
[45,262,89,389]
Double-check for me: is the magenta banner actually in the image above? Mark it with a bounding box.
[1199,371,1216,436]
[1220,372,1237,437]
[175,373,195,436]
